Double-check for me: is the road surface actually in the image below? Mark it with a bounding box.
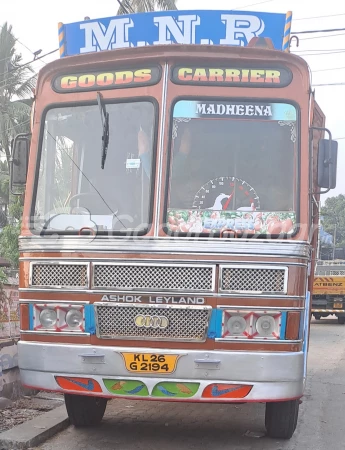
[38,318,345,450]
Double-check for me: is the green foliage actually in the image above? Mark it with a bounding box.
[0,22,33,268]
[0,267,8,286]
[117,0,177,14]
[0,22,35,164]
[0,222,20,268]
[9,195,24,221]
[321,194,345,247]
[0,160,9,218]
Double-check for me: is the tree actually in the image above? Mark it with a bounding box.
[0,23,34,268]
[0,22,36,165]
[0,222,20,267]
[117,0,177,14]
[0,159,9,220]
[321,194,345,248]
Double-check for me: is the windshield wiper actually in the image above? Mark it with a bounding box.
[97,92,109,169]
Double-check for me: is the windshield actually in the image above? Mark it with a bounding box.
[33,101,156,234]
[166,100,298,235]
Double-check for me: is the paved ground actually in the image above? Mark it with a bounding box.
[37,318,345,450]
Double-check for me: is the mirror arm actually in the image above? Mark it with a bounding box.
[311,126,333,195]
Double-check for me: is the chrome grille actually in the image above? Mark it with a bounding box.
[95,303,211,341]
[31,263,88,288]
[220,266,286,293]
[92,264,214,292]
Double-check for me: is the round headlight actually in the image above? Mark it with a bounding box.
[66,309,83,328]
[227,316,247,335]
[39,308,57,328]
[256,315,275,336]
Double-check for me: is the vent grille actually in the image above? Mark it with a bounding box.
[93,264,214,292]
[31,264,88,288]
[95,304,211,341]
[220,266,286,293]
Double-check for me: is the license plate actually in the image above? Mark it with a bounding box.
[334,302,343,308]
[121,353,179,374]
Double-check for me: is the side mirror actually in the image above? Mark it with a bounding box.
[317,138,338,189]
[10,134,30,194]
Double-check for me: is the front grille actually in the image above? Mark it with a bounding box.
[95,303,211,341]
[31,263,88,288]
[92,264,215,292]
[220,266,286,293]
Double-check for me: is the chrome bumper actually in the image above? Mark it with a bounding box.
[18,342,304,402]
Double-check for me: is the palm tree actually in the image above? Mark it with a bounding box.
[0,22,36,165]
[117,0,177,14]
[0,159,9,219]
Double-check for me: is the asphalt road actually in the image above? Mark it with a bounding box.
[38,318,345,450]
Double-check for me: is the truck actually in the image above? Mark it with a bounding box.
[312,260,345,323]
[10,9,338,440]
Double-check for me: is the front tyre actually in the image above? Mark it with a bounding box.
[265,399,299,439]
[64,394,107,427]
[337,316,345,324]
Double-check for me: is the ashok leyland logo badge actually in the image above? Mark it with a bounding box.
[134,314,169,329]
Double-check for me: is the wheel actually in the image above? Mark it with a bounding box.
[313,313,321,320]
[265,399,299,439]
[337,317,345,324]
[64,394,107,427]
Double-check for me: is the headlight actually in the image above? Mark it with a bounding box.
[256,315,275,337]
[227,316,247,335]
[39,308,57,328]
[221,309,283,340]
[66,309,83,328]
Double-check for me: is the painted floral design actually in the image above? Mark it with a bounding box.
[167,209,296,235]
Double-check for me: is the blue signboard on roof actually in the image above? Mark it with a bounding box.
[58,9,292,57]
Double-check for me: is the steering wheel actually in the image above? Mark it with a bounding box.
[69,192,99,207]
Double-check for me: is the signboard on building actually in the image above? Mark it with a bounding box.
[58,10,292,57]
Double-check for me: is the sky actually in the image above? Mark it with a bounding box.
[2,0,345,203]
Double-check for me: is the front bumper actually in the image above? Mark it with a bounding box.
[18,342,304,402]
[312,297,345,314]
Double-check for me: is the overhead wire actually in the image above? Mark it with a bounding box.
[294,12,345,21]
[0,73,37,93]
[293,50,345,56]
[0,22,47,65]
[0,49,58,81]
[312,82,345,86]
[0,119,31,139]
[292,27,345,35]
[293,48,345,53]
[298,32,345,41]
[233,0,274,9]
[312,66,345,72]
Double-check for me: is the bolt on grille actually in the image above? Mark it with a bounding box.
[95,304,211,341]
[92,264,214,292]
[220,267,286,293]
[31,264,88,288]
